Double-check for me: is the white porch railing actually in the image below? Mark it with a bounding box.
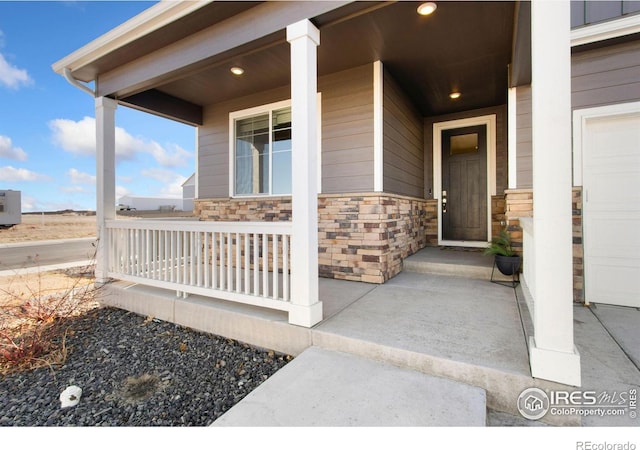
[105,220,292,312]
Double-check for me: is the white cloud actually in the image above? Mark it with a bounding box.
[146,142,192,168]
[0,165,49,182]
[161,178,187,197]
[141,168,179,183]
[0,53,32,89]
[67,168,96,185]
[21,194,91,213]
[49,117,192,167]
[60,185,90,194]
[141,168,186,197]
[117,175,133,183]
[0,135,28,161]
[116,185,130,199]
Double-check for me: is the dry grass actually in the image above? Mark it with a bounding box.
[0,210,193,373]
[0,265,99,374]
[0,213,100,373]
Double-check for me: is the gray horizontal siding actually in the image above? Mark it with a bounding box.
[383,68,424,198]
[572,39,640,110]
[571,1,640,28]
[319,64,374,194]
[197,64,374,199]
[515,85,532,189]
[513,40,640,190]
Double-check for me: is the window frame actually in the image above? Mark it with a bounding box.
[228,96,322,198]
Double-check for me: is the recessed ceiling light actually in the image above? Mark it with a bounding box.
[449,92,461,99]
[417,2,437,16]
[230,66,244,76]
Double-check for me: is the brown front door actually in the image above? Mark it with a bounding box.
[441,125,487,241]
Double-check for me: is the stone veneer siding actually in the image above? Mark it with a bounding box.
[503,188,584,304]
[195,193,435,284]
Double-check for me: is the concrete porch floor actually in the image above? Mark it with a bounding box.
[99,247,640,427]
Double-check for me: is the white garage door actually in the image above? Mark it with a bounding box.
[582,107,640,308]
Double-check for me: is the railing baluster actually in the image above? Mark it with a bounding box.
[235,232,241,293]
[262,233,268,298]
[183,231,188,285]
[212,232,218,289]
[244,233,250,295]
[226,232,232,291]
[283,234,289,301]
[272,233,278,300]
[253,233,259,296]
[145,229,150,276]
[203,232,209,288]
[128,229,134,275]
[196,232,202,287]
[137,229,142,276]
[170,231,175,283]
[163,230,168,282]
[219,232,225,290]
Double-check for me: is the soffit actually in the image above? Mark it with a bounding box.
[70,1,262,82]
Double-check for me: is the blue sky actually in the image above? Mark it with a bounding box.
[0,1,195,212]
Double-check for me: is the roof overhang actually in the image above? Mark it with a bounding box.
[52,0,216,81]
[54,1,518,123]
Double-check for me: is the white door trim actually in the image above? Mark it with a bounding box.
[433,114,496,247]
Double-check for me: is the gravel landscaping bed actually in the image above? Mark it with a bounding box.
[0,306,291,426]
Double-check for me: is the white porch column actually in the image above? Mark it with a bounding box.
[507,87,517,190]
[95,97,117,284]
[529,0,581,386]
[286,19,322,327]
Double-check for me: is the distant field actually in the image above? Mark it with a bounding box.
[0,214,97,244]
[0,211,196,244]
[0,211,194,306]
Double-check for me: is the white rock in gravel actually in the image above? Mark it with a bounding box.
[60,386,82,408]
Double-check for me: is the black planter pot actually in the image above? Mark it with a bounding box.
[495,254,522,276]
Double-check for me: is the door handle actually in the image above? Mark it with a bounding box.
[442,191,447,213]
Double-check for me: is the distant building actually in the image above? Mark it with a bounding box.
[117,195,182,211]
[182,173,195,212]
[0,190,21,228]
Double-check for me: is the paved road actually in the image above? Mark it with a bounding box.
[0,237,97,271]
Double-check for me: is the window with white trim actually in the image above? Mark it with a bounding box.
[232,102,292,196]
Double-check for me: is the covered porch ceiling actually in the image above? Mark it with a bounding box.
[82,1,525,124]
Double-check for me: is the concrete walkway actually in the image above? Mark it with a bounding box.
[213,346,487,426]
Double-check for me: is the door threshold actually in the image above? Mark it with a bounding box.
[439,240,488,249]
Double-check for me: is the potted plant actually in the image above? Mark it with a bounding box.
[484,229,521,276]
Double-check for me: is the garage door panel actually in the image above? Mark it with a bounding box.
[583,109,640,307]
[586,217,640,258]
[589,263,640,307]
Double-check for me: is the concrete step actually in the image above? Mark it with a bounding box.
[212,346,487,426]
[403,247,515,282]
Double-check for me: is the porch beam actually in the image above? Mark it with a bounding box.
[529,0,581,386]
[120,89,203,126]
[95,96,117,284]
[287,19,322,327]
